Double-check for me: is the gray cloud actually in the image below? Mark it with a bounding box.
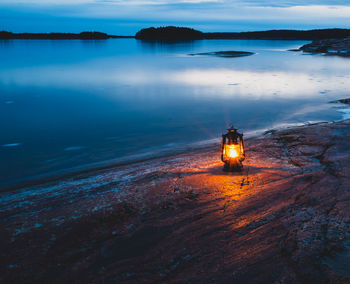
[239,0,349,6]
[1,0,350,34]
[1,0,349,6]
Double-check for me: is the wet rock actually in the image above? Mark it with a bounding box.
[338,98,350,104]
[300,37,350,56]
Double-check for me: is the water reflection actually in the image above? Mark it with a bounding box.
[2,64,349,100]
[0,38,349,187]
[137,39,203,52]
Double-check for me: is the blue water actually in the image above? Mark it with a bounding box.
[1,39,349,187]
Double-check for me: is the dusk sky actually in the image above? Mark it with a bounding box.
[1,0,350,35]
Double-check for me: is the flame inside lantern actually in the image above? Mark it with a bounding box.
[224,144,240,159]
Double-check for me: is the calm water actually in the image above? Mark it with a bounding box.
[1,39,349,187]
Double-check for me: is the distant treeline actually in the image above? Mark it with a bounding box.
[206,29,350,40]
[3,27,350,41]
[136,26,350,40]
[135,27,203,40]
[0,31,132,40]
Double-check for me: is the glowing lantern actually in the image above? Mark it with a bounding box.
[221,125,245,171]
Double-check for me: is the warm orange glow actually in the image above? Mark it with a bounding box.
[224,144,241,159]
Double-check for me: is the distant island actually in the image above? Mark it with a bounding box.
[135,26,203,40]
[205,28,350,40]
[0,31,132,40]
[189,51,254,58]
[135,26,350,41]
[3,27,350,41]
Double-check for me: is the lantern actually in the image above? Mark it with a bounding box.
[221,125,245,171]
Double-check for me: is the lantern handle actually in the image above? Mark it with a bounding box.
[240,134,246,158]
[227,124,237,132]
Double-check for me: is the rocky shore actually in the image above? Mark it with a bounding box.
[300,37,350,56]
[1,120,350,283]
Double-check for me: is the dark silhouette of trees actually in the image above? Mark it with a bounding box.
[2,27,350,41]
[204,29,350,40]
[0,31,110,39]
[135,27,350,41]
[135,26,203,40]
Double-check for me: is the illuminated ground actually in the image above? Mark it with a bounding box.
[1,120,350,283]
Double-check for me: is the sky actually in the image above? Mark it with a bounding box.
[1,0,350,35]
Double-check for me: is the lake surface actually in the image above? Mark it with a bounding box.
[1,38,349,187]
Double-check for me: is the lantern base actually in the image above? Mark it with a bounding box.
[223,160,243,172]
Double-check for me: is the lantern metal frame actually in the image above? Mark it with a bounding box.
[221,125,245,172]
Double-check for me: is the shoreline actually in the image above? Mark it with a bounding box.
[0,138,219,193]
[0,120,329,193]
[0,142,218,193]
[1,119,350,283]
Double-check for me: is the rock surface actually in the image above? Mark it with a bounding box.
[300,37,350,56]
[1,120,350,283]
[189,51,254,58]
[338,98,350,105]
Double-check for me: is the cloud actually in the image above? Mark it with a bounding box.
[239,0,349,7]
[1,0,350,34]
[1,0,349,6]
[66,2,350,24]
